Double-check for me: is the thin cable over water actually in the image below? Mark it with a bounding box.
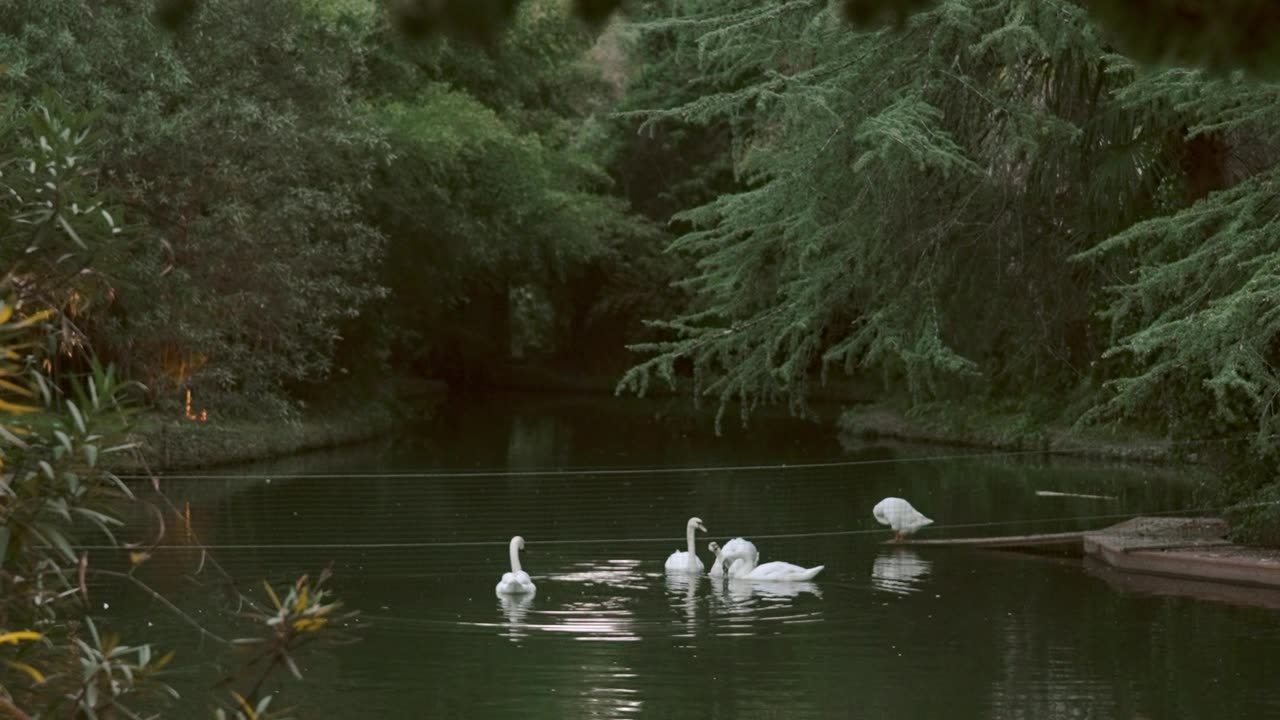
[74,501,1277,552]
[119,429,1253,482]
[117,449,1115,481]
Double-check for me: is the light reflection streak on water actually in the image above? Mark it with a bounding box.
[556,559,649,591]
[496,560,647,716]
[495,560,645,643]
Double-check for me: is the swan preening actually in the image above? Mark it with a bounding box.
[665,517,708,573]
[716,544,824,582]
[496,535,536,595]
[873,497,933,542]
[708,537,758,577]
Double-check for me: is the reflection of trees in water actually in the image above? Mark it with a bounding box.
[971,559,1275,720]
[988,612,1118,720]
[506,413,571,469]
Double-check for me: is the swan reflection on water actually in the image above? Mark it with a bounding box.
[708,577,825,635]
[720,578,823,601]
[664,571,701,628]
[871,548,933,595]
[701,571,827,605]
[497,592,535,641]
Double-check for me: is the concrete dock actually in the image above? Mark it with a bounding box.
[893,516,1280,590]
[1082,517,1280,589]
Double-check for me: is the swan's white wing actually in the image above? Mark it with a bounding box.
[497,572,536,595]
[665,550,705,573]
[903,510,934,533]
[749,561,824,582]
[722,537,758,561]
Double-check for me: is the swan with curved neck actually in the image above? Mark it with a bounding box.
[721,547,823,582]
[664,517,707,573]
[708,538,756,577]
[495,535,536,595]
[873,497,933,542]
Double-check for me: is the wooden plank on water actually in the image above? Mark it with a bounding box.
[888,530,1087,549]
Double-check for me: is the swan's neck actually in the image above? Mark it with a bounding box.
[686,525,696,556]
[509,540,523,574]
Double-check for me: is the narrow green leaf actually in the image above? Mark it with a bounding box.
[66,401,86,434]
[56,214,88,250]
[283,652,303,680]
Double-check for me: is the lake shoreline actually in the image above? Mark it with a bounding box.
[113,380,1182,473]
[469,364,1181,465]
[116,400,399,471]
[838,404,1179,464]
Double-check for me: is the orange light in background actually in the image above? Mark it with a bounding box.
[184,389,208,422]
[160,347,208,386]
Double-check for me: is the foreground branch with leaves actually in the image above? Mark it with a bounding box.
[1,102,362,719]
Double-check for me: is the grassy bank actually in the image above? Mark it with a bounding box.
[116,397,411,472]
[838,402,1177,464]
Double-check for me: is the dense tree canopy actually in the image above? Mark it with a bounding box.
[2,0,387,416]
[611,0,1280,532]
[619,0,1158,415]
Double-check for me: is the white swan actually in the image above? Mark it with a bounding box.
[495,535,536,595]
[721,547,824,582]
[708,537,757,577]
[873,497,933,541]
[664,517,707,573]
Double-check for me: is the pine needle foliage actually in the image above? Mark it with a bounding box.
[1074,66,1280,450]
[618,0,1165,428]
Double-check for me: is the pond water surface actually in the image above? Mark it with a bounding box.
[110,395,1280,719]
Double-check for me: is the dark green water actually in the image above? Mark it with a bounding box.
[109,395,1280,719]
